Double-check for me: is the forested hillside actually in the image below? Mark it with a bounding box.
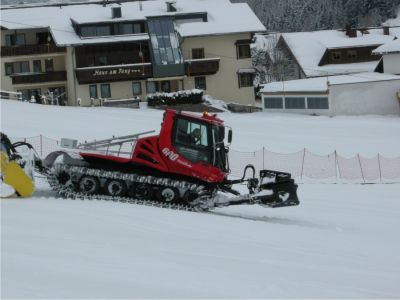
[232,0,400,32]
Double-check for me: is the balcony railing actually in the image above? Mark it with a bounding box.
[11,71,67,85]
[75,63,152,84]
[1,44,66,57]
[185,58,220,76]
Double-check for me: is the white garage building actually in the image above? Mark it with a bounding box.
[373,39,400,75]
[261,72,400,116]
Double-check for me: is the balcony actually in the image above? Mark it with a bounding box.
[75,63,153,84]
[11,71,67,85]
[185,58,220,76]
[1,44,66,57]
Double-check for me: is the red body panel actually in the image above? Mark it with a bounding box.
[81,109,226,184]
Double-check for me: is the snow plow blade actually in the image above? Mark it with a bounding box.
[0,151,34,198]
[256,170,299,208]
[217,170,299,209]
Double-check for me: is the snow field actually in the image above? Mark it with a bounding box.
[1,99,400,298]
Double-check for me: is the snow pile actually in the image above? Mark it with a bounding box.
[0,181,15,198]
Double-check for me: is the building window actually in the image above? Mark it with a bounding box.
[347,50,357,59]
[238,73,253,88]
[48,87,67,105]
[146,81,158,94]
[331,51,342,61]
[5,33,25,46]
[236,43,251,59]
[307,97,329,109]
[97,26,111,36]
[81,26,97,37]
[36,32,51,44]
[264,97,283,109]
[89,85,98,99]
[161,81,171,92]
[132,82,141,95]
[33,60,42,73]
[17,89,41,102]
[118,23,133,34]
[192,48,205,59]
[5,63,13,75]
[194,76,206,90]
[45,59,54,72]
[8,61,30,74]
[285,97,306,109]
[100,84,111,98]
[133,23,142,33]
[97,55,108,66]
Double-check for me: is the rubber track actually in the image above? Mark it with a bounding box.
[45,164,215,212]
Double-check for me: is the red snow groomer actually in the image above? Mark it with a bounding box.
[42,109,299,210]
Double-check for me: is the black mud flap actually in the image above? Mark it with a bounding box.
[255,170,299,208]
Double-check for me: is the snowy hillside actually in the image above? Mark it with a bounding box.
[1,100,400,298]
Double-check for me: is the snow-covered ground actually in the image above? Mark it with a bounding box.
[1,100,400,298]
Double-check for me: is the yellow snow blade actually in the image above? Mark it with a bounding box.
[0,151,34,198]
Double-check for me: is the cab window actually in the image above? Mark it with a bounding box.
[173,117,211,163]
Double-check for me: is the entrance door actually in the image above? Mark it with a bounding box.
[160,81,171,93]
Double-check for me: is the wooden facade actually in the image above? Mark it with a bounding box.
[11,71,67,84]
[1,44,66,57]
[318,46,380,66]
[185,58,220,76]
[75,42,150,68]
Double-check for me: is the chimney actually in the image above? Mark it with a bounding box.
[383,26,390,35]
[111,6,122,18]
[166,1,177,12]
[345,25,357,38]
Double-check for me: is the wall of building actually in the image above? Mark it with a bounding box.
[1,53,67,94]
[2,30,260,106]
[181,33,256,105]
[330,80,400,115]
[383,54,400,75]
[74,81,143,106]
[1,28,49,46]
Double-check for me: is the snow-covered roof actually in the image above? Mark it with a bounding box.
[373,39,400,54]
[368,27,400,38]
[261,72,400,93]
[0,0,265,46]
[281,30,395,77]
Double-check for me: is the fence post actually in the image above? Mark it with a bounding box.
[335,150,341,183]
[357,154,365,184]
[377,153,382,183]
[262,147,265,170]
[334,151,337,183]
[300,148,306,182]
[40,134,43,157]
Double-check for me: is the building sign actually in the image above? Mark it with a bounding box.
[93,68,142,76]
[75,65,152,84]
